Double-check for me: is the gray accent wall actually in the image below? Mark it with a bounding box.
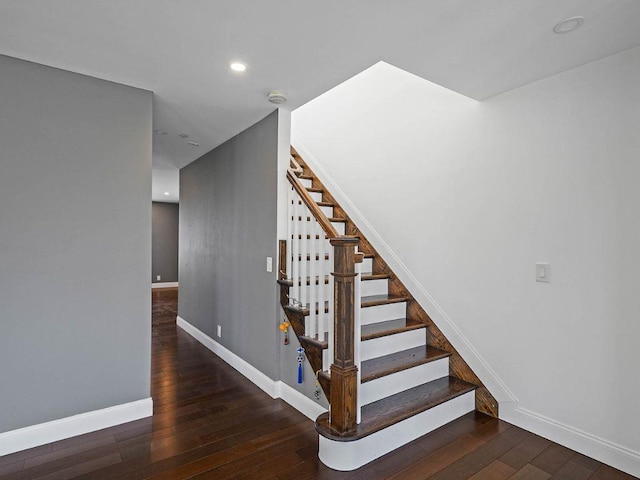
[179,111,279,380]
[152,202,179,283]
[0,55,152,433]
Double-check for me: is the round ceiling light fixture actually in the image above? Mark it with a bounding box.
[553,16,584,34]
[154,129,168,135]
[267,90,288,104]
[164,192,170,196]
[187,141,200,147]
[230,62,247,72]
[179,133,189,138]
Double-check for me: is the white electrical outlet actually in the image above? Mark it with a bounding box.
[217,325,222,338]
[266,257,273,273]
[536,263,550,283]
[156,275,161,281]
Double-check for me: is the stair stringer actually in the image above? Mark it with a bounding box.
[291,146,501,418]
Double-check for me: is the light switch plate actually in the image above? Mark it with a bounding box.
[536,263,550,283]
[266,257,273,273]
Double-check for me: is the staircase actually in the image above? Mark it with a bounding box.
[278,148,498,471]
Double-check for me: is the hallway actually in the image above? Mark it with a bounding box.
[0,288,634,479]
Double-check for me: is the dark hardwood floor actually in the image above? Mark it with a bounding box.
[0,287,635,479]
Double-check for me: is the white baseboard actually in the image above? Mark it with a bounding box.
[177,316,326,421]
[0,397,153,457]
[152,282,178,289]
[275,381,327,420]
[177,316,276,397]
[501,404,640,478]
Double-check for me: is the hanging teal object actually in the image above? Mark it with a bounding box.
[297,347,305,384]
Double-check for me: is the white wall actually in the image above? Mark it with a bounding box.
[292,48,640,476]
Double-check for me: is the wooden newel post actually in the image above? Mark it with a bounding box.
[329,236,360,434]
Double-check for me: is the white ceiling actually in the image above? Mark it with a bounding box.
[1,0,639,202]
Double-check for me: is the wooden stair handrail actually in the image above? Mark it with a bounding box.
[289,154,304,175]
[286,168,339,239]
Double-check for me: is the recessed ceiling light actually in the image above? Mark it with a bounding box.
[553,16,584,34]
[164,192,170,196]
[179,133,189,138]
[187,142,200,147]
[154,129,168,135]
[230,62,247,72]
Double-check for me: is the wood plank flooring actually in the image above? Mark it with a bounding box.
[0,287,636,479]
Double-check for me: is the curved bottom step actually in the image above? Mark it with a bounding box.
[318,390,475,471]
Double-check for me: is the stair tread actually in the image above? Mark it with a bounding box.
[298,174,314,180]
[361,274,389,281]
[300,333,328,349]
[361,345,450,382]
[306,187,323,193]
[315,376,476,441]
[294,215,346,223]
[294,200,333,208]
[361,294,409,307]
[360,318,426,341]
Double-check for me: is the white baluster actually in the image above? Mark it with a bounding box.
[286,186,293,287]
[309,216,318,339]
[354,254,362,424]
[317,224,327,342]
[291,192,300,307]
[300,205,309,334]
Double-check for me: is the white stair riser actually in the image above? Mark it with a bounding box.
[361,278,388,297]
[309,191,323,202]
[332,222,345,235]
[320,205,333,217]
[360,329,425,361]
[318,391,475,471]
[361,257,373,274]
[361,302,407,325]
[323,349,329,371]
[299,178,313,188]
[361,358,449,405]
